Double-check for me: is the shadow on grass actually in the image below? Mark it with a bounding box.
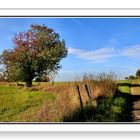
[114,92,133,122]
[131,95,140,102]
[63,92,135,122]
[117,83,140,87]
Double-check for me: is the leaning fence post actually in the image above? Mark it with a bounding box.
[85,84,93,101]
[76,85,83,110]
[85,84,91,99]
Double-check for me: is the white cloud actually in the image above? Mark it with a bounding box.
[68,45,140,63]
[68,44,140,63]
[121,45,140,59]
[68,47,116,63]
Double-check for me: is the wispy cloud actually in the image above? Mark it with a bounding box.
[122,45,140,59]
[68,44,140,63]
[70,18,85,26]
[68,47,116,63]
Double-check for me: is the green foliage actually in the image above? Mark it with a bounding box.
[0,24,68,87]
[128,75,136,80]
[136,69,140,79]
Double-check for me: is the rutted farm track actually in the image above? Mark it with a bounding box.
[117,82,140,122]
[132,99,140,122]
[130,87,140,122]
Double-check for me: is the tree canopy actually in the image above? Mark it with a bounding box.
[128,75,136,80]
[136,69,140,79]
[0,24,68,87]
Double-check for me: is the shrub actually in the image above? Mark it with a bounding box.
[128,75,136,80]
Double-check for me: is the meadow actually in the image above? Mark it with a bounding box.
[0,82,79,122]
[0,76,140,122]
[118,79,140,95]
[0,84,56,122]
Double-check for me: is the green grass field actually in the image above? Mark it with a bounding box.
[118,86,130,94]
[117,79,140,94]
[0,79,140,122]
[117,79,140,85]
[0,85,56,122]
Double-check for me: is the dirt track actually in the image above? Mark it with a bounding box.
[130,87,140,122]
[132,100,140,122]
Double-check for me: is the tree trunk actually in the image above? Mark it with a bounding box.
[25,80,32,87]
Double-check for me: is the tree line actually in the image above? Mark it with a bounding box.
[125,69,140,80]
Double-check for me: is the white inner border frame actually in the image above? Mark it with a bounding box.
[0,9,140,132]
[1,9,140,16]
[1,0,140,8]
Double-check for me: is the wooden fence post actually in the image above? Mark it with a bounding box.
[85,84,91,99]
[52,80,54,86]
[85,84,93,101]
[68,82,70,88]
[76,85,83,110]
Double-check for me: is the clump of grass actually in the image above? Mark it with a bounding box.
[92,96,125,122]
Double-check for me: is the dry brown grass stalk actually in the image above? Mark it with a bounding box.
[82,72,117,99]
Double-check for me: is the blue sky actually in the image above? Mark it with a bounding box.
[0,17,140,81]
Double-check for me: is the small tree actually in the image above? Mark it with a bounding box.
[0,24,68,87]
[136,69,140,79]
[128,75,136,80]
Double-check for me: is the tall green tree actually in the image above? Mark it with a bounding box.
[136,69,140,79]
[0,24,68,87]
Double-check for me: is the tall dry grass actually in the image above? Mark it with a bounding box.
[37,82,80,122]
[82,72,117,99]
[37,72,117,122]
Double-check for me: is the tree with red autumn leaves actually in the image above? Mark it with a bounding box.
[0,24,68,87]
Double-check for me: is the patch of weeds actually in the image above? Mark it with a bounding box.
[113,97,126,106]
[111,106,122,113]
